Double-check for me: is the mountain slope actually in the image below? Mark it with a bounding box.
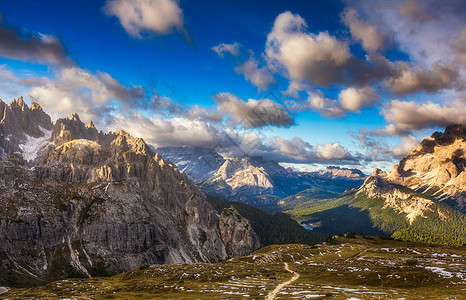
[206,195,326,246]
[4,237,466,299]
[292,170,466,245]
[0,98,260,287]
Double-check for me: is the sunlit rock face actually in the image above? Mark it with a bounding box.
[0,98,259,287]
[388,124,466,212]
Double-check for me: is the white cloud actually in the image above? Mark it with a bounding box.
[316,143,352,160]
[214,92,293,128]
[339,86,379,112]
[103,0,188,40]
[234,59,276,90]
[385,62,459,95]
[212,43,275,90]
[342,8,385,51]
[2,66,145,125]
[285,86,378,118]
[374,99,466,136]
[109,113,223,148]
[212,42,241,58]
[265,11,351,86]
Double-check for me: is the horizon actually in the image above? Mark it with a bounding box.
[0,0,465,174]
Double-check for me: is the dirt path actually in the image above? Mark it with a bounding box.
[266,262,300,300]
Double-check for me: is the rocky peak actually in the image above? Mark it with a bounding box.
[8,96,27,111]
[443,124,466,138]
[372,168,386,177]
[0,97,53,160]
[0,103,261,285]
[52,113,101,146]
[386,124,466,213]
[110,130,153,156]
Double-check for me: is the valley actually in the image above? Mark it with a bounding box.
[2,236,465,299]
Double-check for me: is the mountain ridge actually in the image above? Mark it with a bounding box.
[0,97,262,287]
[158,146,366,209]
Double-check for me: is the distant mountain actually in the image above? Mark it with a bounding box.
[158,147,366,210]
[156,146,225,184]
[286,125,466,245]
[312,166,366,181]
[0,97,260,287]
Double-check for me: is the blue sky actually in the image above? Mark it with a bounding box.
[0,0,465,173]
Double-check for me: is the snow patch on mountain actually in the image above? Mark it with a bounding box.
[18,126,52,162]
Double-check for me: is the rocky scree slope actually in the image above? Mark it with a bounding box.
[0,97,259,287]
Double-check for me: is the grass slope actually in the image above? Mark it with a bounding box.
[283,187,466,246]
[4,236,465,299]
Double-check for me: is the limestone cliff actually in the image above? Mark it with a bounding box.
[0,97,260,287]
[388,124,466,212]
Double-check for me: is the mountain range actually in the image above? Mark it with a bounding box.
[2,96,466,290]
[157,146,366,209]
[0,97,264,286]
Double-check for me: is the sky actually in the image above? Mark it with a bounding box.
[0,0,465,173]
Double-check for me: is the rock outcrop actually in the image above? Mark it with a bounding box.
[219,206,260,257]
[388,124,466,212]
[0,97,260,287]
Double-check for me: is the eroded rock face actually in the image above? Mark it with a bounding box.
[219,206,260,257]
[388,124,466,212]
[0,97,260,287]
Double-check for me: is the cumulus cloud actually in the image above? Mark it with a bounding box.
[285,86,378,118]
[214,92,294,128]
[251,137,356,164]
[106,112,358,165]
[316,143,352,160]
[212,42,275,90]
[339,86,379,112]
[109,113,224,148]
[266,12,351,86]
[385,62,459,95]
[2,66,145,125]
[342,8,386,51]
[103,0,191,42]
[373,99,466,136]
[352,131,419,164]
[0,24,72,66]
[234,59,276,90]
[212,42,241,58]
